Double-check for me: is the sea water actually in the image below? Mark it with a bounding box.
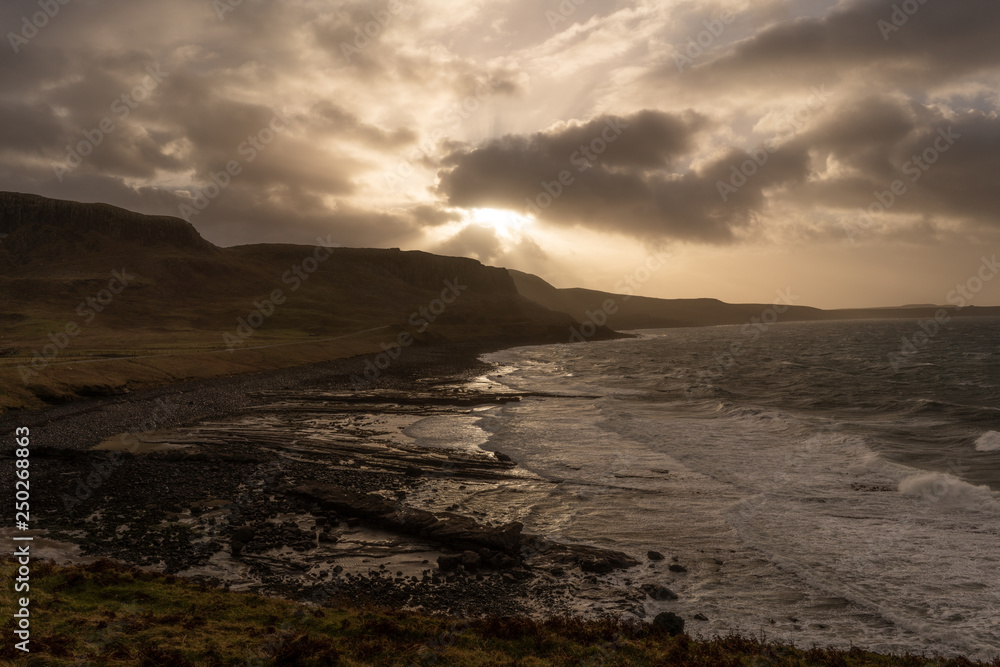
[472,317,1000,659]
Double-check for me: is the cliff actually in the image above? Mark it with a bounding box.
[0,191,216,257]
[0,190,578,365]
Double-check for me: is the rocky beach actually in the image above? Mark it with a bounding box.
[1,341,664,623]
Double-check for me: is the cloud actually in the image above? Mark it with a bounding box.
[436,108,814,243]
[1,0,1000,307]
[777,97,1000,235]
[435,223,504,262]
[667,0,1000,90]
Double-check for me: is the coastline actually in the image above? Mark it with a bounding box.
[0,334,571,450]
[3,334,997,665]
[1,336,647,620]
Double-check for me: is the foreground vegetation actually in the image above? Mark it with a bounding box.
[2,559,997,666]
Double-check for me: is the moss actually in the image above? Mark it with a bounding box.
[1,558,996,666]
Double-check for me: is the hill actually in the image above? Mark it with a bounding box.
[509,270,1000,330]
[0,192,581,410]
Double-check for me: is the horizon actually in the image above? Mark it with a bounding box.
[2,1,1000,309]
[4,187,998,311]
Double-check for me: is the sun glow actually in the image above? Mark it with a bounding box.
[460,207,533,240]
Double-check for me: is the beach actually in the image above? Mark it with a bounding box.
[3,320,1000,662]
[0,339,647,621]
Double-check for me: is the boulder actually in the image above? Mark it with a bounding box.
[647,550,665,561]
[652,612,685,636]
[233,526,256,542]
[230,540,245,558]
[641,584,678,601]
[581,559,614,574]
[437,555,461,572]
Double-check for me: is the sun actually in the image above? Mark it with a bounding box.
[462,207,533,240]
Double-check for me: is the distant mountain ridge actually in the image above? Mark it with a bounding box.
[508,270,1000,329]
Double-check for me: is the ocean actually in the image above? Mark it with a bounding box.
[466,317,1000,659]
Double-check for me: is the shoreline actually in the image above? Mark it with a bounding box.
[4,334,997,664]
[0,335,555,450]
[1,335,651,621]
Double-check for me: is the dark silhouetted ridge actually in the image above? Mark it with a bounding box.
[0,191,216,256]
[0,192,578,345]
[508,269,1000,328]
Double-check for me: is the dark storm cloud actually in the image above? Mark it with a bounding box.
[784,99,1000,230]
[673,0,1000,88]
[438,85,1000,244]
[538,110,709,169]
[436,108,817,242]
[793,95,919,180]
[2,0,1000,258]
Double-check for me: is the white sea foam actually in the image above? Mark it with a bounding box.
[975,431,1000,452]
[478,323,1000,659]
[898,472,1000,511]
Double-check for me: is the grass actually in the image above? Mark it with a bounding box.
[0,238,574,413]
[1,558,996,666]
[0,319,547,413]
[0,333,378,413]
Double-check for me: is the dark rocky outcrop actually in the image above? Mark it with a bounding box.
[0,191,216,255]
[517,535,639,574]
[652,611,685,636]
[292,482,641,575]
[292,483,524,555]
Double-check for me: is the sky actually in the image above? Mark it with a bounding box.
[2,0,999,309]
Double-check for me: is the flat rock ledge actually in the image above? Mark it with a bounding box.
[292,483,639,573]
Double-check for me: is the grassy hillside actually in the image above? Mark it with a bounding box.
[2,558,994,666]
[0,193,578,411]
